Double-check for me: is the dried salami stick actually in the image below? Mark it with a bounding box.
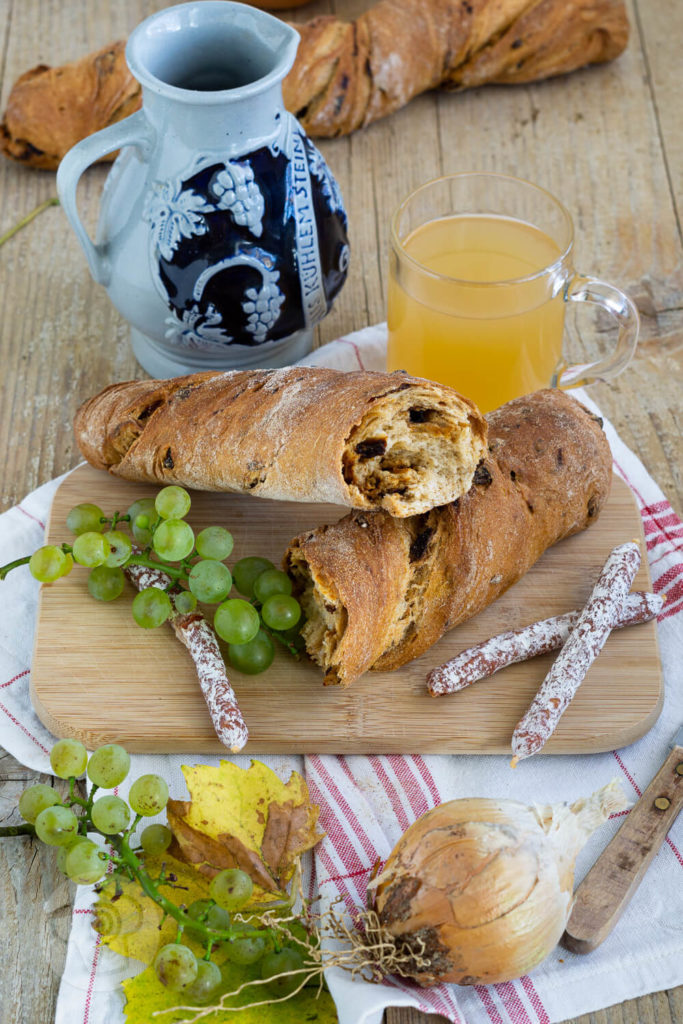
[511,541,642,764]
[125,560,248,753]
[427,591,663,697]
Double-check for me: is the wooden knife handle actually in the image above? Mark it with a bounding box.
[563,745,683,954]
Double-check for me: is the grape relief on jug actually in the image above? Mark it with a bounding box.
[142,115,349,351]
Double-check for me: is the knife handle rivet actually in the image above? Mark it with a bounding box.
[654,796,671,811]
[676,763,683,776]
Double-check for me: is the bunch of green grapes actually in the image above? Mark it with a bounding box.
[17,738,307,1005]
[7,485,305,676]
[156,868,308,1001]
[18,737,169,886]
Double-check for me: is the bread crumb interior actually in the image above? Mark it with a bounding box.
[287,546,345,685]
[342,386,485,515]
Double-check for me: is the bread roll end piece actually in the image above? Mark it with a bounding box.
[341,383,487,516]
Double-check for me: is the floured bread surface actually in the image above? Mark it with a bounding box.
[342,384,487,516]
[285,389,613,687]
[74,367,487,516]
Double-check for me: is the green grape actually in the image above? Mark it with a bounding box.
[140,823,173,856]
[154,943,198,991]
[174,590,197,615]
[50,738,88,779]
[65,839,108,884]
[132,587,172,628]
[260,947,305,996]
[128,774,169,816]
[57,837,90,875]
[88,565,125,602]
[188,560,232,604]
[225,934,267,965]
[182,959,222,1003]
[18,783,60,823]
[58,552,74,578]
[232,556,275,598]
[214,599,260,645]
[72,532,111,568]
[155,485,191,520]
[91,794,131,834]
[127,498,157,546]
[187,899,214,923]
[195,526,234,561]
[261,594,301,631]
[34,805,79,846]
[29,545,67,583]
[66,503,105,536]
[209,868,253,911]
[87,744,131,788]
[104,530,133,567]
[275,620,303,643]
[153,519,195,561]
[253,568,292,602]
[228,630,274,675]
[206,904,232,931]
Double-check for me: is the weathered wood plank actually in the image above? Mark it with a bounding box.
[0,747,76,1024]
[0,2,681,1023]
[632,0,683,238]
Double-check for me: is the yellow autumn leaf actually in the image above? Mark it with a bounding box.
[95,852,214,965]
[93,759,329,1023]
[167,759,324,901]
[122,960,338,1024]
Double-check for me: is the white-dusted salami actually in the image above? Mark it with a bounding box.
[125,561,248,753]
[511,541,642,763]
[427,591,662,697]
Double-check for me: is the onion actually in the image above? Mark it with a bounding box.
[369,781,626,986]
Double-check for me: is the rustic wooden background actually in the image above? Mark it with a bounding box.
[0,0,681,1022]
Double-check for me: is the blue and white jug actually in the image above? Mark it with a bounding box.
[57,1,349,377]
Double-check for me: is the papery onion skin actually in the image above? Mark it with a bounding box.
[372,785,626,986]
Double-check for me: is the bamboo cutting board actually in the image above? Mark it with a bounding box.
[30,464,663,754]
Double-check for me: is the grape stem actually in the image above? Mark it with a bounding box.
[103,832,260,950]
[69,776,88,808]
[0,554,32,580]
[0,196,59,249]
[0,823,39,836]
[259,620,301,660]
[0,785,269,950]
[0,543,73,581]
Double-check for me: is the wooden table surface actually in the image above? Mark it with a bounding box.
[0,1,681,1022]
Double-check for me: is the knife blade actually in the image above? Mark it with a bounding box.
[562,724,683,954]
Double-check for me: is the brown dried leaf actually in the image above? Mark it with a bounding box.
[168,760,324,900]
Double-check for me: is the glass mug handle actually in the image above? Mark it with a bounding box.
[556,275,640,389]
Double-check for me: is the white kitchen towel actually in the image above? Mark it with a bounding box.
[0,322,681,1024]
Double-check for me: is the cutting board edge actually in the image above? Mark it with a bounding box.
[29,677,664,756]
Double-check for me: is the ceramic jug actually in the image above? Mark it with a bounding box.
[57,1,349,378]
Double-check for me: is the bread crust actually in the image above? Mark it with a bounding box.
[73,367,487,516]
[285,390,613,686]
[1,1,628,167]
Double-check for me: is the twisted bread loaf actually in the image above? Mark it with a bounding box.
[1,0,628,168]
[73,367,487,517]
[285,389,612,686]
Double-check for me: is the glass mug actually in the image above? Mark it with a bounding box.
[386,173,639,413]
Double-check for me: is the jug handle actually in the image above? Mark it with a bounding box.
[56,111,154,287]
